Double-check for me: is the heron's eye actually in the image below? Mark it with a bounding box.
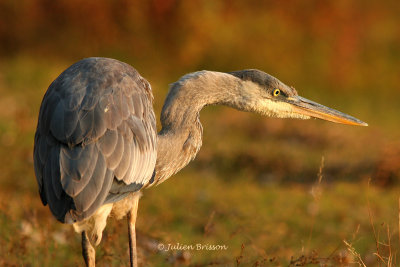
[273,89,281,96]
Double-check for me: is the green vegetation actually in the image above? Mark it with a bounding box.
[1,1,400,266]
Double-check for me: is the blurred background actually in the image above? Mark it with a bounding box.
[0,0,399,266]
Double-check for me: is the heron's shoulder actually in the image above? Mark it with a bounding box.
[49,58,152,97]
[37,57,155,146]
[64,57,143,81]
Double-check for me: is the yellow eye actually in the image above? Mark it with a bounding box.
[273,89,281,96]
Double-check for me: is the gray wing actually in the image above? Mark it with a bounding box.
[33,58,157,223]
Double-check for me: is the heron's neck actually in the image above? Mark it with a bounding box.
[153,71,243,185]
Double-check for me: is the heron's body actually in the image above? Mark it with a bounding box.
[34,57,366,266]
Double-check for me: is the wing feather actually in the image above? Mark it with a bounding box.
[114,125,131,179]
[60,143,98,197]
[50,101,65,141]
[33,57,157,223]
[50,148,63,200]
[106,131,125,170]
[78,109,94,142]
[73,153,107,212]
[92,103,107,139]
[97,129,118,157]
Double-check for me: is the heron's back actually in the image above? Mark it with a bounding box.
[34,57,157,223]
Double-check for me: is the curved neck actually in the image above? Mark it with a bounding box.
[161,71,244,130]
[153,71,243,185]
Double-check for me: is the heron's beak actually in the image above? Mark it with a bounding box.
[287,96,368,126]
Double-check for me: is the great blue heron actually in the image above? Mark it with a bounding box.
[33,57,367,266]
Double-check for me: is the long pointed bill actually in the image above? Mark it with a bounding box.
[288,96,368,126]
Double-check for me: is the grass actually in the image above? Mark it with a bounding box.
[1,171,400,266]
[0,56,399,266]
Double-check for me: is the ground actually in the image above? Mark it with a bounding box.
[0,56,399,266]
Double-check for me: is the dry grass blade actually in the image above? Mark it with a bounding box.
[307,156,325,247]
[204,210,216,236]
[387,224,393,266]
[343,240,367,267]
[365,179,397,267]
[317,156,325,184]
[367,178,380,266]
[236,244,245,267]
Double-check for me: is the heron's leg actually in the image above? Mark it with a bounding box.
[127,195,140,267]
[82,231,96,267]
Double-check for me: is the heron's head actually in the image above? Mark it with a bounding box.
[229,69,367,126]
